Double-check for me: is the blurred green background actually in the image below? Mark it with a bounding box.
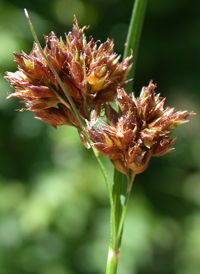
[0,0,200,273]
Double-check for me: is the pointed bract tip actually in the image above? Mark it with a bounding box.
[24,8,29,20]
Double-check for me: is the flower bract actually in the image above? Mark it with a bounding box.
[87,82,194,174]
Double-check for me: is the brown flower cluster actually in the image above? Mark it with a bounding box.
[5,16,194,175]
[5,17,132,127]
[87,82,194,175]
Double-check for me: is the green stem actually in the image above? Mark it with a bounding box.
[92,148,115,248]
[105,249,120,274]
[123,0,148,91]
[24,9,85,129]
[44,81,70,109]
[116,171,135,247]
[112,171,128,250]
[106,0,149,273]
[105,171,135,274]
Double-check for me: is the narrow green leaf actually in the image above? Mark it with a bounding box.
[123,0,148,91]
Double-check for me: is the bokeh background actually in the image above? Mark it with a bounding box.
[0,0,200,273]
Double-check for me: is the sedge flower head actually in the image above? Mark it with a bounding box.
[5,17,132,127]
[87,81,195,175]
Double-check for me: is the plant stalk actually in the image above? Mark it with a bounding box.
[105,171,134,274]
[106,0,148,273]
[123,0,148,91]
[105,249,120,274]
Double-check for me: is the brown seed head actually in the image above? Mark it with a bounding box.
[87,82,195,175]
[5,16,132,128]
